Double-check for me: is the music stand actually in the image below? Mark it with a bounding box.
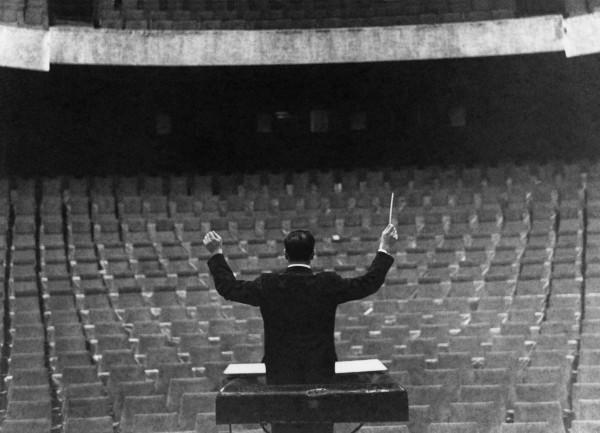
[216,359,408,433]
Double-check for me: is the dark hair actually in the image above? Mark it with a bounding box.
[284,230,315,262]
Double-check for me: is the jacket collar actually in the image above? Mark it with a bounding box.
[285,264,313,274]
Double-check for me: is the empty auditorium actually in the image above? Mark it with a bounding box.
[2,0,600,432]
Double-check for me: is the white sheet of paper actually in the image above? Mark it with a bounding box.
[223,359,387,376]
[335,359,387,374]
[223,363,266,376]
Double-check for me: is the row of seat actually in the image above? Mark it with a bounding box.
[0,166,596,433]
[90,0,567,29]
[0,3,47,25]
[96,10,518,30]
[4,213,54,432]
[48,170,582,198]
[11,160,594,195]
[58,190,581,220]
[569,228,600,432]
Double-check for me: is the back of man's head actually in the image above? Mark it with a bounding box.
[284,230,315,263]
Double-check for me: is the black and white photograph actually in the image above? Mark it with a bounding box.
[0,1,599,432]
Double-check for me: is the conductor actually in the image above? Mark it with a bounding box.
[204,224,397,432]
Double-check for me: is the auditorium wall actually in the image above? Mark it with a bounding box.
[0,51,599,177]
[0,68,32,177]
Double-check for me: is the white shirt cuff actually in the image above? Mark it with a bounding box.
[210,249,224,257]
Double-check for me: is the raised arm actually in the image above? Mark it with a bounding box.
[204,231,263,306]
[333,224,397,304]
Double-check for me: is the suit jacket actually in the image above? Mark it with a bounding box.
[207,251,394,384]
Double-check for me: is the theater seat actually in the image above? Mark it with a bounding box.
[63,383,105,399]
[155,362,193,393]
[64,416,114,433]
[405,385,450,421]
[459,384,507,407]
[515,383,562,405]
[574,383,600,402]
[195,413,218,433]
[63,394,111,417]
[449,401,504,432]
[427,423,479,433]
[574,399,600,420]
[571,421,600,433]
[6,400,52,420]
[1,7,25,24]
[166,377,212,411]
[120,395,168,433]
[407,404,433,433]
[500,423,550,433]
[1,419,52,433]
[179,392,217,429]
[132,412,179,432]
[513,402,565,433]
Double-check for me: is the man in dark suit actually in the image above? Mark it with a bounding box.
[204,224,397,432]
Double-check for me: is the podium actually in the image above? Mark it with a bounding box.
[216,359,409,432]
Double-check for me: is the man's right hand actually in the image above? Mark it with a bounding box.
[203,231,223,256]
[379,224,398,253]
